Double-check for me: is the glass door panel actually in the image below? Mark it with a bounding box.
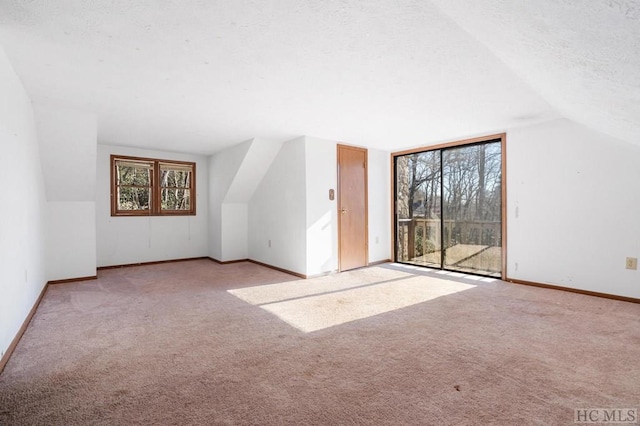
[442,142,502,277]
[395,151,441,267]
[395,138,502,278]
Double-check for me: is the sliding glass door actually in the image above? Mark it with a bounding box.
[394,138,503,278]
[395,151,442,268]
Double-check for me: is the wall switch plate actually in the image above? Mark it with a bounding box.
[626,257,637,270]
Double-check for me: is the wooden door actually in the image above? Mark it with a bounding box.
[338,144,368,271]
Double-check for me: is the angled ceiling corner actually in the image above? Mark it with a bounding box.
[429,0,640,146]
[223,138,284,203]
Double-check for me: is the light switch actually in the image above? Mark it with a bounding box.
[329,189,335,200]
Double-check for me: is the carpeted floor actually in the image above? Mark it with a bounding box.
[1,259,639,425]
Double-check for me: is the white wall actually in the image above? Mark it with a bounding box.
[34,103,97,281]
[0,47,47,359]
[367,148,392,263]
[225,138,284,203]
[208,140,252,261]
[96,144,209,267]
[221,203,248,260]
[33,104,96,201]
[305,137,338,276]
[248,136,391,277]
[46,202,96,280]
[304,138,391,275]
[249,137,307,275]
[209,138,283,262]
[507,118,640,298]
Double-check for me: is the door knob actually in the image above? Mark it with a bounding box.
[341,208,348,214]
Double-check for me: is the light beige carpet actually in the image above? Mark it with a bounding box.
[1,259,639,425]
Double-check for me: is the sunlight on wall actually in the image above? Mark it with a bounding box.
[228,266,476,332]
[306,210,335,275]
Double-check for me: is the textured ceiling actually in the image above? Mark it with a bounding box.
[0,1,635,154]
[430,0,640,147]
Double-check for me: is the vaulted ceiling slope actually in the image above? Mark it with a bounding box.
[430,0,640,148]
[0,1,636,154]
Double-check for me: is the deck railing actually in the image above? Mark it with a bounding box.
[397,218,501,260]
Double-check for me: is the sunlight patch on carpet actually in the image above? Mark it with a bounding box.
[229,269,475,332]
[228,266,414,305]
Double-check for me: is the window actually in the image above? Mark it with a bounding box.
[111,155,196,216]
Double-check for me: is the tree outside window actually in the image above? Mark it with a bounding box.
[111,155,196,216]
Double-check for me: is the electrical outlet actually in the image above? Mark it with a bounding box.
[626,257,637,270]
